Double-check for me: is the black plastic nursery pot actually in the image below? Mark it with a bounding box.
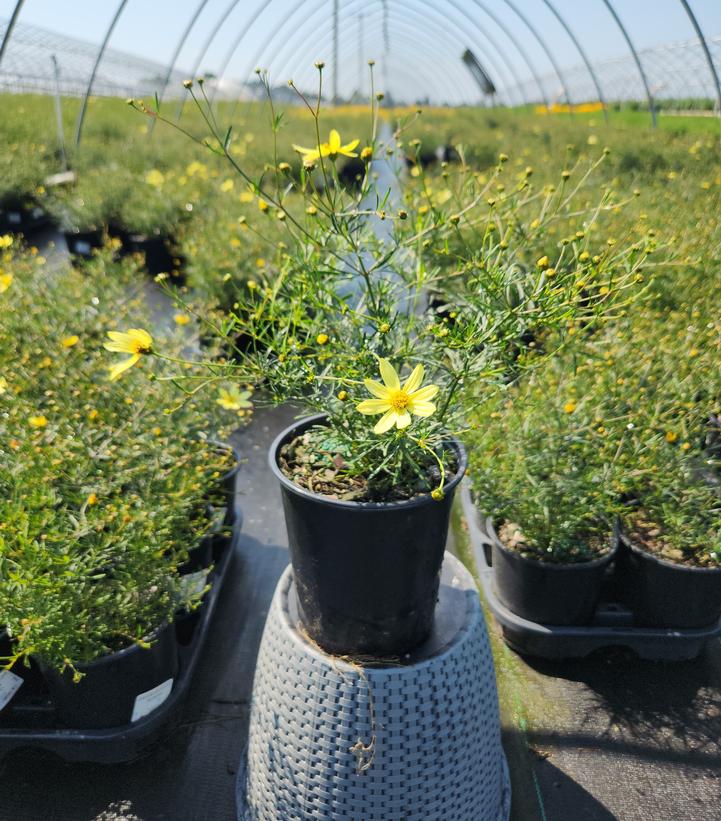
[63,229,104,259]
[269,414,467,657]
[616,533,721,628]
[0,199,49,234]
[42,622,179,730]
[490,524,618,626]
[126,234,186,282]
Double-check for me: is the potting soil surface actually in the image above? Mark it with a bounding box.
[1,232,720,820]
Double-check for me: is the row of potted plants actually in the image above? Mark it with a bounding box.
[0,239,242,729]
[468,279,721,629]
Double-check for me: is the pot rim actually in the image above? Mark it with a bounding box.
[485,516,617,569]
[208,438,240,479]
[41,622,172,675]
[269,412,467,511]
[619,530,721,574]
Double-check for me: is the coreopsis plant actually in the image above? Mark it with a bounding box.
[0,243,238,674]
[125,68,652,502]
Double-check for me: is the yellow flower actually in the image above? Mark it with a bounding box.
[536,255,549,268]
[29,415,48,429]
[564,401,577,414]
[665,431,678,443]
[62,335,79,348]
[145,169,165,188]
[220,178,234,192]
[258,199,269,212]
[0,377,7,395]
[0,235,12,249]
[357,358,439,434]
[316,333,329,345]
[0,273,13,293]
[293,129,360,166]
[174,313,190,326]
[104,328,153,381]
[216,385,252,411]
[86,492,98,506]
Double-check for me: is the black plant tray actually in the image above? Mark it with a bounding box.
[0,503,242,764]
[460,484,721,661]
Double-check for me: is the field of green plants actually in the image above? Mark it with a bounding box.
[2,85,721,687]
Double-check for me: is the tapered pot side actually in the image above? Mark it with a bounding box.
[617,533,721,629]
[269,414,467,656]
[41,622,178,730]
[489,523,617,626]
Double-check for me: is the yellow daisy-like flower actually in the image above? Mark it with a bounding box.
[216,385,253,412]
[357,358,439,434]
[174,313,190,326]
[0,377,7,395]
[104,328,153,381]
[29,415,48,429]
[0,235,12,249]
[62,335,79,348]
[145,169,165,188]
[0,273,13,293]
[293,129,360,167]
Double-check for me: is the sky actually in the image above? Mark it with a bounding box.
[2,0,721,103]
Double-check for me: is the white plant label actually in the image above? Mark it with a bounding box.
[131,678,173,723]
[181,569,210,598]
[0,670,23,711]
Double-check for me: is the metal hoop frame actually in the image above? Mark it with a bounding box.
[286,9,477,106]
[278,0,506,106]
[601,0,657,127]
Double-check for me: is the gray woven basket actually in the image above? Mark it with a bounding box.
[237,552,510,820]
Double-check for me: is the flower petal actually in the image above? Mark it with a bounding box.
[410,400,436,417]
[394,412,412,429]
[357,398,390,415]
[108,354,140,381]
[329,130,341,152]
[403,363,424,394]
[374,409,397,434]
[129,329,152,349]
[292,144,314,155]
[104,340,132,353]
[409,384,439,402]
[364,379,392,399]
[378,358,400,390]
[341,139,360,154]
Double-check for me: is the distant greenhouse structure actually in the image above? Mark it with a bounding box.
[0,1,720,121]
[511,35,721,110]
[0,20,250,99]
